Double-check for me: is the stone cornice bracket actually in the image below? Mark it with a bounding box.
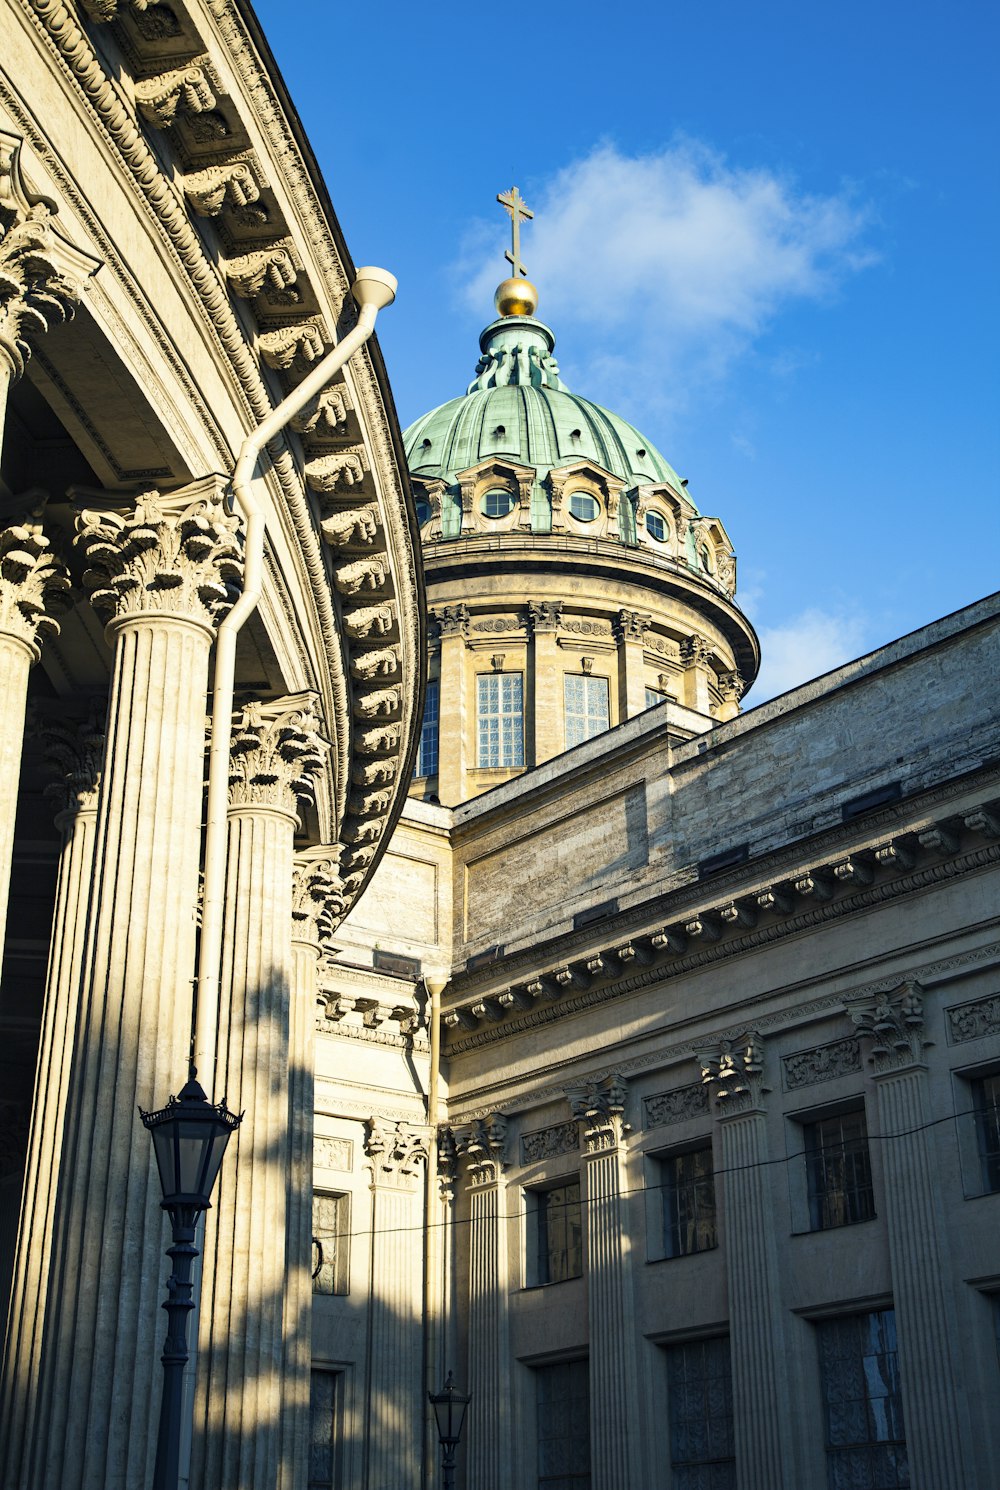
[528,599,562,634]
[846,980,929,1074]
[566,1074,630,1152]
[35,706,106,822]
[258,321,325,371]
[73,477,243,629]
[454,1113,508,1185]
[0,513,72,656]
[613,609,651,643]
[134,57,225,130]
[291,845,345,948]
[432,603,469,640]
[304,448,368,495]
[224,241,301,301]
[364,1116,427,1186]
[290,382,353,439]
[0,133,101,382]
[228,691,327,819]
[181,155,265,218]
[697,1033,769,1115]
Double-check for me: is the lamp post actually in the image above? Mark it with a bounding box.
[140,1075,242,1490]
[428,1371,472,1490]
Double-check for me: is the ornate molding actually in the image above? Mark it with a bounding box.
[74,478,242,628]
[364,1116,427,1186]
[229,692,326,818]
[0,513,72,655]
[946,992,1000,1045]
[697,1034,769,1114]
[782,1036,863,1090]
[0,132,100,381]
[643,1081,710,1128]
[847,981,928,1073]
[566,1074,629,1152]
[520,1120,580,1165]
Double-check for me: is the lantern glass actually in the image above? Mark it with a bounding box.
[429,1373,471,1447]
[142,1079,241,1209]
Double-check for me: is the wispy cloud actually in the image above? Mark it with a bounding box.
[457,139,876,417]
[748,607,874,703]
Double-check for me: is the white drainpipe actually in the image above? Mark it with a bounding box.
[193,267,398,1086]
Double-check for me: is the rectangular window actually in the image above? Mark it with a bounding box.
[477,672,524,767]
[662,1146,718,1257]
[535,1180,583,1285]
[665,1336,735,1489]
[971,1073,1000,1193]
[535,1358,590,1489]
[414,677,439,777]
[816,1309,909,1489]
[564,674,610,748]
[644,687,667,710]
[312,1192,350,1295]
[308,1368,344,1490]
[804,1110,875,1230]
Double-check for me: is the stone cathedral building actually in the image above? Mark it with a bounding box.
[0,5,998,1490]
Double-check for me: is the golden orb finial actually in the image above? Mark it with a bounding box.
[495,277,539,318]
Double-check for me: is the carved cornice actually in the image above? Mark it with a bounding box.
[0,132,100,381]
[697,1033,769,1115]
[74,478,242,628]
[453,1113,508,1186]
[35,706,106,822]
[228,692,326,818]
[566,1073,630,1152]
[364,1116,427,1186]
[0,513,72,655]
[847,980,928,1074]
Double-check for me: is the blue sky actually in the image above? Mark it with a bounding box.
[254,0,998,701]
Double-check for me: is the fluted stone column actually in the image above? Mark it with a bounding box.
[529,601,562,761]
[698,1034,796,1490]
[0,712,103,1478]
[567,1077,642,1489]
[434,606,468,806]
[191,695,325,1490]
[614,610,651,721]
[455,1115,512,1490]
[1,482,242,1490]
[848,984,971,1486]
[279,848,345,1490]
[364,1117,428,1490]
[0,518,71,972]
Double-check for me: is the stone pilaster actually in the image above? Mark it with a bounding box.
[191,694,325,1490]
[0,711,103,1479]
[0,134,99,449]
[613,609,651,721]
[364,1117,428,1490]
[455,1115,511,1490]
[434,606,468,805]
[697,1034,796,1490]
[0,517,71,970]
[680,633,714,714]
[2,481,242,1490]
[528,600,562,762]
[280,848,345,1490]
[847,983,971,1486]
[716,668,744,723]
[566,1076,642,1489]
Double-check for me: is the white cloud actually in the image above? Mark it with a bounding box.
[458,140,875,414]
[747,607,873,703]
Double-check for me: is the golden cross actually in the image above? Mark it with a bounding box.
[497,185,533,278]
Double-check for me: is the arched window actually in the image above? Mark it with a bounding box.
[568,492,599,523]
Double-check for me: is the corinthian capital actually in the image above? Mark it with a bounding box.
[0,515,72,655]
[228,692,327,818]
[74,478,243,628]
[36,706,106,822]
[454,1113,508,1185]
[846,981,927,1073]
[364,1116,427,1184]
[697,1032,769,1114]
[292,846,346,947]
[0,135,100,382]
[566,1074,630,1152]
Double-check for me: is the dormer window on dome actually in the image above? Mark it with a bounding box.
[483,489,517,519]
[569,492,599,523]
[646,511,668,543]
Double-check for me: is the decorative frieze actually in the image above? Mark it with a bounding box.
[946,992,1000,1044]
[520,1120,579,1164]
[75,481,243,628]
[782,1036,862,1090]
[643,1081,710,1128]
[314,1136,353,1173]
[847,981,927,1072]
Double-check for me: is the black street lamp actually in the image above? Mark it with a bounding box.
[140,1076,242,1490]
[428,1371,472,1490]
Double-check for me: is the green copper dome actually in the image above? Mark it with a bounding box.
[403,314,686,495]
